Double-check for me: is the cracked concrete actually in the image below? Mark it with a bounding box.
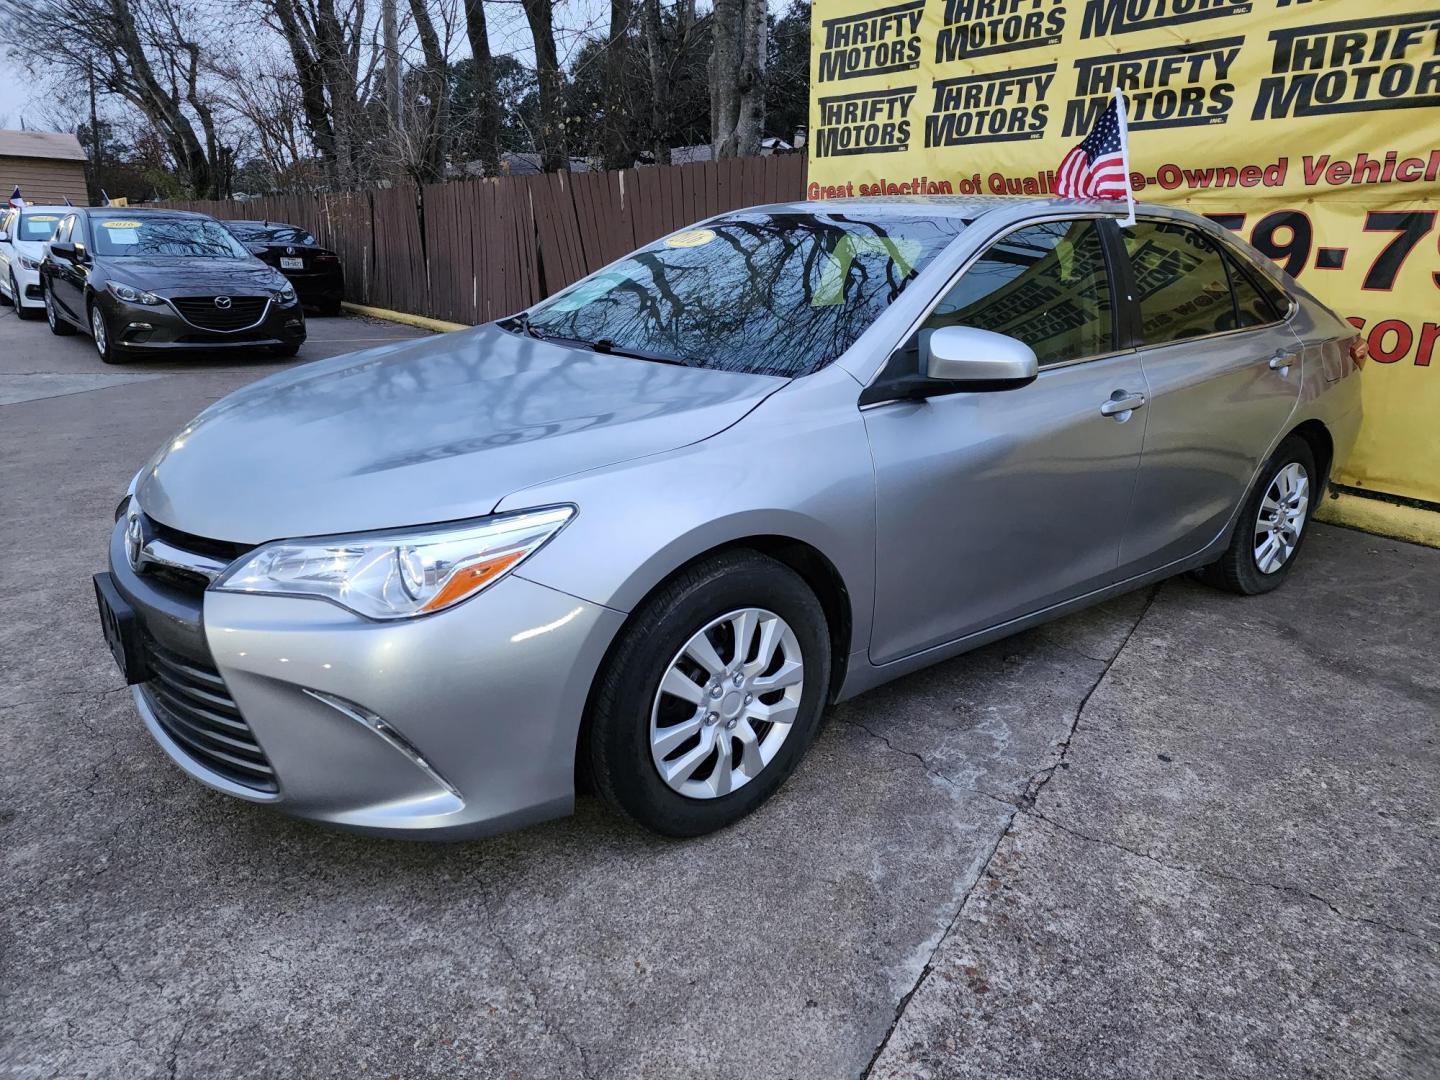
[2,312,1438,1078]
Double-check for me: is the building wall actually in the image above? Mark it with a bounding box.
[0,156,88,205]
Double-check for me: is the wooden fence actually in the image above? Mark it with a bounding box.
[165,155,808,326]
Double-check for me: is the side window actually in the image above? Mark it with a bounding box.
[1122,221,1235,344]
[1223,251,1281,328]
[55,215,75,244]
[923,219,1114,367]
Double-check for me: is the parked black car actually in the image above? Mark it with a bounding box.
[39,208,306,364]
[224,220,345,315]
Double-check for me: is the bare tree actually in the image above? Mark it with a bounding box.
[599,0,633,171]
[461,0,500,174]
[710,0,766,158]
[520,0,566,171]
[4,0,233,195]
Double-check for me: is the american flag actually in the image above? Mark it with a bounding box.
[7,185,24,211]
[1055,95,1130,200]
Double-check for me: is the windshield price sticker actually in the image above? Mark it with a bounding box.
[29,215,59,222]
[665,229,716,248]
[101,220,143,229]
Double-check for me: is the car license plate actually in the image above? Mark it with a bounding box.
[280,256,304,269]
[94,573,149,684]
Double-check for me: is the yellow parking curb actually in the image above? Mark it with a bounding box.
[1316,490,1440,549]
[341,301,469,333]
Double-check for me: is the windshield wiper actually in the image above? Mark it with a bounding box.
[588,338,687,366]
[501,316,685,366]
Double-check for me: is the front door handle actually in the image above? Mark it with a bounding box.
[1268,350,1296,373]
[1100,391,1146,419]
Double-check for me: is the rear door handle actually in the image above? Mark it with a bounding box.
[1100,392,1146,418]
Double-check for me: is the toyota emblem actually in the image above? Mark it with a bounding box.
[214,296,233,310]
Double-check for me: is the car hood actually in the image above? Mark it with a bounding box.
[135,325,786,544]
[11,240,47,261]
[100,256,286,296]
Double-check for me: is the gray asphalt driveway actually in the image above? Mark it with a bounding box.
[1,302,1436,1079]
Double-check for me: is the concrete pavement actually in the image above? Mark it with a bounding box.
[1,302,1435,1079]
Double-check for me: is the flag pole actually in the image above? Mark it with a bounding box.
[1115,88,1136,228]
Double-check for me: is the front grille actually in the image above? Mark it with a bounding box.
[170,296,268,331]
[149,517,252,563]
[141,638,276,793]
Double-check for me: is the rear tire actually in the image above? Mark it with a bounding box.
[1198,434,1317,596]
[45,284,76,336]
[587,550,831,838]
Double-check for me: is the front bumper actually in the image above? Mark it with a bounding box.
[5,261,43,308]
[102,293,307,350]
[106,519,624,838]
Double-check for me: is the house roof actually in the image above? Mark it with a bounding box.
[0,129,87,162]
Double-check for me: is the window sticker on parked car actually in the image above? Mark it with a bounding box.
[665,229,715,248]
[546,267,648,313]
[28,215,59,222]
[101,220,143,229]
[103,229,141,245]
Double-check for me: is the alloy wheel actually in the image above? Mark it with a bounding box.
[649,608,805,799]
[91,306,107,355]
[45,287,56,329]
[1254,461,1309,574]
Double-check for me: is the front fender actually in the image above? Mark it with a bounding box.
[497,366,877,653]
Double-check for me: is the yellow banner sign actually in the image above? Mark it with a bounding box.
[807,0,1440,504]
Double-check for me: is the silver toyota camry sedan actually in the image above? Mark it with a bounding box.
[95,197,1364,839]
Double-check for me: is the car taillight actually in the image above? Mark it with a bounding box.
[1348,335,1368,369]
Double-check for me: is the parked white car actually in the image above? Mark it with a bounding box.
[0,204,68,318]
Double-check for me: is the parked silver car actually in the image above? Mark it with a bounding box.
[95,197,1364,838]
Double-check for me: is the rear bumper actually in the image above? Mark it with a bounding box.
[106,518,625,838]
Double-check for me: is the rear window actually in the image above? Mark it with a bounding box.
[516,211,967,377]
[228,223,318,246]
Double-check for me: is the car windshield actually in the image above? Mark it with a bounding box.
[514,211,967,377]
[90,217,251,258]
[18,213,64,242]
[229,223,318,246]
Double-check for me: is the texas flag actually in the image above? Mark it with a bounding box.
[1055,91,1135,226]
[7,185,23,211]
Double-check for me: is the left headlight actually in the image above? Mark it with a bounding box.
[212,506,574,620]
[274,284,296,304]
[108,281,163,305]
[17,254,40,271]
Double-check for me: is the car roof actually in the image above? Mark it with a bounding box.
[13,204,71,215]
[738,195,1182,223]
[82,206,210,219]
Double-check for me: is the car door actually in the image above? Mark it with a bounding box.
[50,213,86,321]
[864,216,1148,666]
[0,209,13,296]
[1113,218,1302,575]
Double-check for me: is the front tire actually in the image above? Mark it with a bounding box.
[587,550,831,837]
[14,272,42,319]
[45,285,76,336]
[89,300,127,364]
[1199,434,1317,595]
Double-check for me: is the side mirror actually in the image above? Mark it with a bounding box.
[925,325,1039,385]
[50,241,77,261]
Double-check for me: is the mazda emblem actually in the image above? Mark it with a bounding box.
[214,296,233,310]
[285,246,295,255]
